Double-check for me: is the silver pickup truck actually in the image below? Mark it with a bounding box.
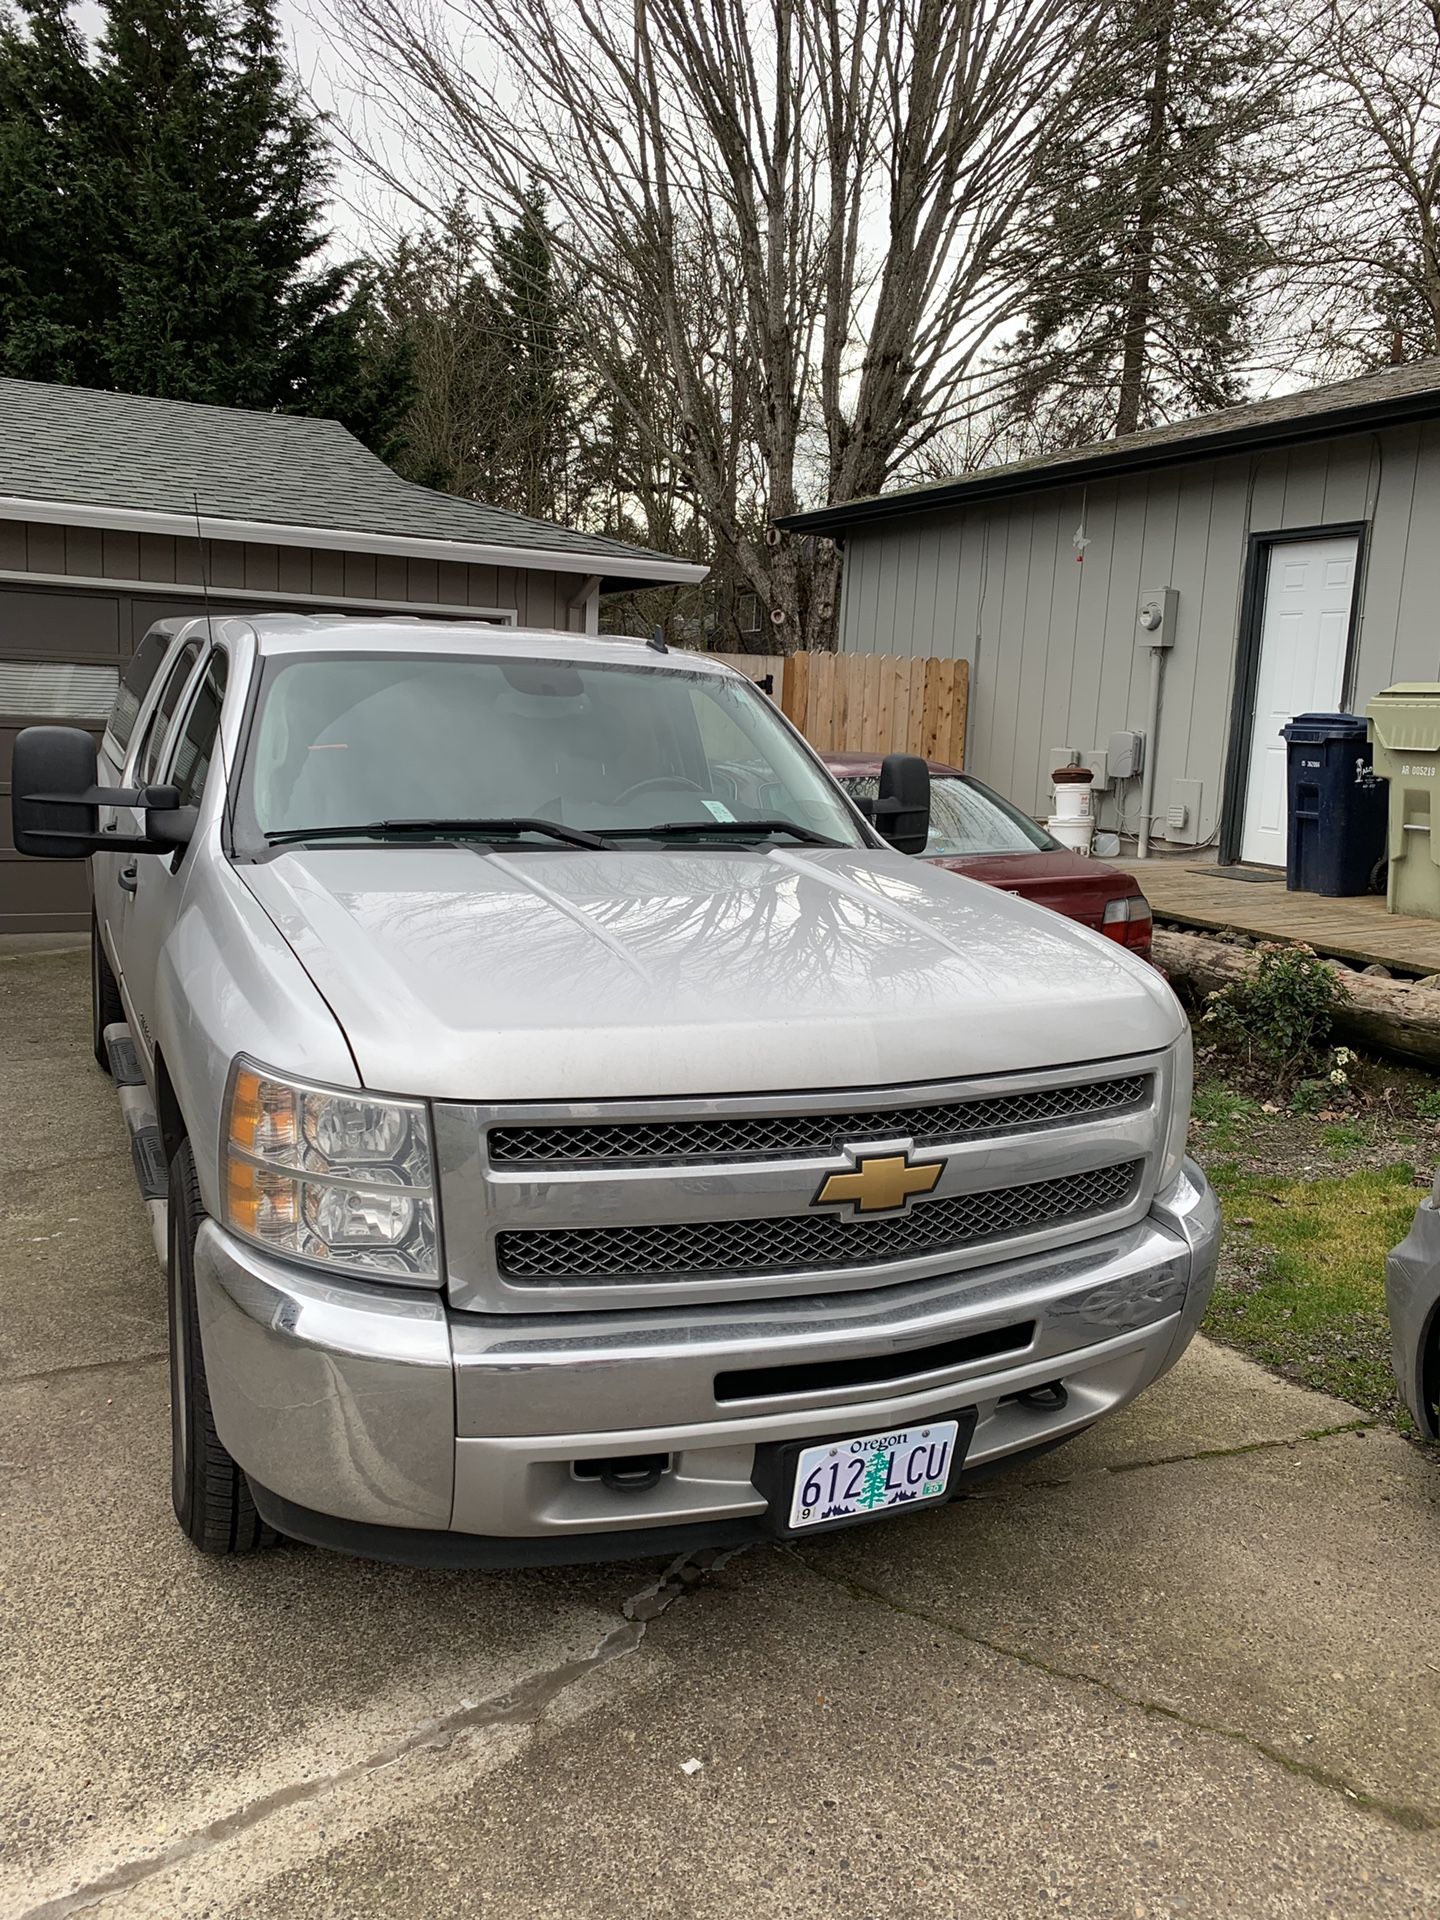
[11,614,1218,1564]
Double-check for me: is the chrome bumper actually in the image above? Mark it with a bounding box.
[195,1161,1219,1548]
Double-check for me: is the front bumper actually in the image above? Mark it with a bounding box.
[195,1159,1219,1559]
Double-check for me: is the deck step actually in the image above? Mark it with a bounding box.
[103,1022,144,1087]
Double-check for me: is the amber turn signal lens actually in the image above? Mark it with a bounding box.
[226,1152,299,1244]
[227,1067,297,1160]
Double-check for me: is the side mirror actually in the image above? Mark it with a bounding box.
[11,726,101,858]
[10,725,186,859]
[874,753,930,854]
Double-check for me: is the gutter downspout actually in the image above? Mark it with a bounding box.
[1137,644,1166,858]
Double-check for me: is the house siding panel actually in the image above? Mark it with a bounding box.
[834,420,1440,846]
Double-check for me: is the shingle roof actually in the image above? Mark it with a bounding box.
[778,358,1440,534]
[0,378,702,584]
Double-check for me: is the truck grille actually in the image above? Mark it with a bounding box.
[487,1074,1150,1167]
[495,1158,1144,1284]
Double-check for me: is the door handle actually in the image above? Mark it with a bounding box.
[118,865,138,894]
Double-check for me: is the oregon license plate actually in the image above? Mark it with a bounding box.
[787,1419,960,1530]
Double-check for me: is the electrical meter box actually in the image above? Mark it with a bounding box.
[1108,729,1144,781]
[1137,586,1178,647]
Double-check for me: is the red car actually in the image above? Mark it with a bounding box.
[824,753,1153,962]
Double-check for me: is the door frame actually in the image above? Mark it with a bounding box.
[1218,521,1369,866]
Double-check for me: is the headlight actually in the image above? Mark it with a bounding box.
[1157,1027,1194,1191]
[222,1060,438,1284]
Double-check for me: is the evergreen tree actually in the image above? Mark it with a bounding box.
[375,190,581,518]
[995,0,1287,450]
[0,0,112,383]
[0,0,406,449]
[487,188,570,521]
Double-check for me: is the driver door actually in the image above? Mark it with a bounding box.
[116,643,216,1065]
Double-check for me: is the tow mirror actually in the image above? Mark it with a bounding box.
[874,752,930,854]
[10,725,188,859]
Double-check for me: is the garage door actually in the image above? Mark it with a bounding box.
[0,588,129,934]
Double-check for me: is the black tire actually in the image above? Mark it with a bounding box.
[168,1140,278,1553]
[91,915,123,1072]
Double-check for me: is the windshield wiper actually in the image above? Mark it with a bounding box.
[265,817,608,850]
[602,818,841,847]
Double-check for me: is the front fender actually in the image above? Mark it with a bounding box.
[153,853,359,1219]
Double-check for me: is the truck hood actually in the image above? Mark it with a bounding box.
[240,843,1184,1101]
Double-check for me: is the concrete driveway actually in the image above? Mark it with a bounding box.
[2,945,1438,1920]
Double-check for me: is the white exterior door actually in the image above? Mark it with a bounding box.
[1240,536,1357,866]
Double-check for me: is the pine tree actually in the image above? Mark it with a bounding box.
[856,1449,893,1511]
[0,0,112,383]
[487,188,570,521]
[995,0,1287,450]
[374,199,511,497]
[375,190,582,517]
[0,0,405,448]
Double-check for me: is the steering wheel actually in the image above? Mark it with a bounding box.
[612,775,708,805]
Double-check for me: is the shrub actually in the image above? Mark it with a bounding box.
[1202,943,1350,1085]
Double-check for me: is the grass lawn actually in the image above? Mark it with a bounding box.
[1187,1071,1435,1434]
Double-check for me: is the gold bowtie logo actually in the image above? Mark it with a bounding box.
[814,1152,944,1216]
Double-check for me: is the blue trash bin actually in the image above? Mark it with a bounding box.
[1280,712,1388,896]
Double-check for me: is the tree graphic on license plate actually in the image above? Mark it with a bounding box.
[856,1449,893,1509]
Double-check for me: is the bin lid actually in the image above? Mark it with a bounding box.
[1281,711,1368,742]
[1367,683,1440,753]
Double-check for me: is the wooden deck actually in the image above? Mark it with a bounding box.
[1116,856,1440,976]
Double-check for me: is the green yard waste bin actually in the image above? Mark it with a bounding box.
[1366,684,1440,918]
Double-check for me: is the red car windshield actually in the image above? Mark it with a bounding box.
[840,773,1058,858]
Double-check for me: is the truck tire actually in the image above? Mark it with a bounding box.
[168,1139,278,1553]
[91,916,123,1072]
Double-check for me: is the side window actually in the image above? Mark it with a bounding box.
[132,640,201,786]
[167,653,228,808]
[105,629,170,760]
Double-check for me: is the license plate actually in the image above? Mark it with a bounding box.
[787,1419,960,1531]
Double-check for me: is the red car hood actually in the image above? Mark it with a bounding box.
[925,848,1139,929]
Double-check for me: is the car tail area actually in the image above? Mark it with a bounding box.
[926,849,1154,961]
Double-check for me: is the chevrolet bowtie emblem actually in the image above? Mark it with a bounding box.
[813,1152,944,1216]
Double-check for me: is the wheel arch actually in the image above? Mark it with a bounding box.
[152,1047,188,1169]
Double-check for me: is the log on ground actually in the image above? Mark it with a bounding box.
[1154,926,1440,1070]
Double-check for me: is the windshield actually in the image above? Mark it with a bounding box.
[838,772,1056,857]
[240,651,866,849]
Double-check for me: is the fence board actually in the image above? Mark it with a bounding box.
[771,651,969,766]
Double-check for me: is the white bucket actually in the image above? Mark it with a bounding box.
[1051,780,1092,821]
[1047,814,1095,856]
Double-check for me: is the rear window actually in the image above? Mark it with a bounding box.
[104,629,170,760]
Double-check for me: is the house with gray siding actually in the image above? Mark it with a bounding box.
[779,360,1440,867]
[0,378,703,932]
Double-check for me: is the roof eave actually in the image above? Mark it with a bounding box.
[776,386,1440,535]
[0,492,709,586]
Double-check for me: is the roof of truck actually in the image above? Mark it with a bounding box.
[221,614,737,673]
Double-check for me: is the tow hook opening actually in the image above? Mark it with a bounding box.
[1010,1380,1069,1413]
[572,1452,673,1493]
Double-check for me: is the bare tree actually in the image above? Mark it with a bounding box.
[1279,0,1440,370]
[320,0,1091,650]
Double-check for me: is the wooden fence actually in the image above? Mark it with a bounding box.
[780,652,969,767]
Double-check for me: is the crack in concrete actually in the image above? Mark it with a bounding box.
[791,1551,1437,1837]
[15,1547,737,1920]
[968,1419,1379,1501]
[0,1351,166,1390]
